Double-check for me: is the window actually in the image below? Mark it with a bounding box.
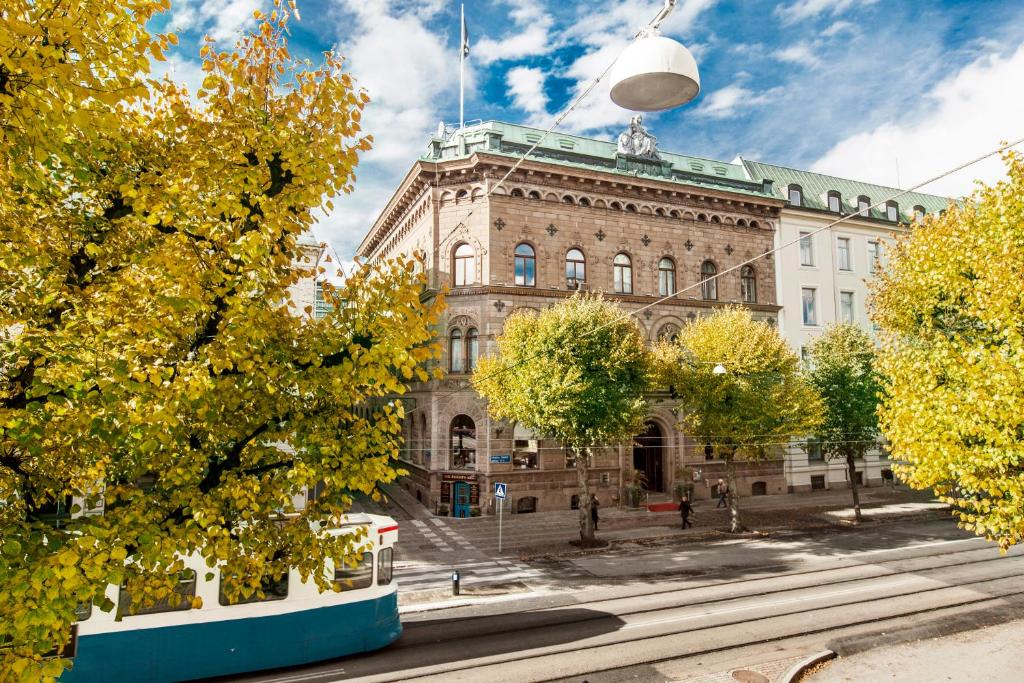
[740,265,757,303]
[120,570,196,616]
[700,260,717,300]
[788,184,803,206]
[800,346,812,369]
[450,415,476,470]
[613,253,633,294]
[466,328,479,372]
[837,237,852,271]
[513,424,539,470]
[453,243,474,286]
[658,257,676,296]
[313,282,333,319]
[218,572,288,606]
[857,195,870,217]
[827,191,842,213]
[807,438,823,461]
[802,287,817,326]
[657,323,680,342]
[913,205,926,221]
[886,201,899,222]
[800,231,814,266]
[514,243,535,287]
[377,547,393,586]
[566,248,586,286]
[811,474,827,490]
[840,291,854,323]
[333,552,373,591]
[449,329,464,373]
[867,241,879,274]
[751,481,767,496]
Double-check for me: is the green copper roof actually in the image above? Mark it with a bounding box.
[423,121,775,200]
[740,158,951,221]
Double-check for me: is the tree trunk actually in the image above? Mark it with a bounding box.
[576,447,595,545]
[726,456,745,533]
[847,453,862,523]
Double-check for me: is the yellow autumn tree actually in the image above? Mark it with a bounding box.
[0,2,440,678]
[873,152,1024,551]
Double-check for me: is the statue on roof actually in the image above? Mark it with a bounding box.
[617,114,660,161]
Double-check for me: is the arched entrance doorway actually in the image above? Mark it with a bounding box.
[633,422,665,493]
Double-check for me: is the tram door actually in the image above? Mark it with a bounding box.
[453,482,471,518]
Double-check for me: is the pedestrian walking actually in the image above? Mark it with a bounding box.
[679,496,694,529]
[716,478,729,508]
[590,494,600,530]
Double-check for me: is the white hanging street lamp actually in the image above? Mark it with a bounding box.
[712,363,727,375]
[609,0,701,112]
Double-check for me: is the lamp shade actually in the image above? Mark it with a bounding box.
[609,35,701,112]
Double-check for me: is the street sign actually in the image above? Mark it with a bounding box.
[489,454,511,464]
[494,482,507,499]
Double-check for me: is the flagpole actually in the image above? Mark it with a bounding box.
[459,3,465,131]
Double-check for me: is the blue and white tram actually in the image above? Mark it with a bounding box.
[61,514,401,682]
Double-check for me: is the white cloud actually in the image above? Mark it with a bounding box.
[693,84,775,119]
[773,43,820,68]
[507,66,549,117]
[822,20,853,37]
[169,0,268,44]
[811,43,1024,197]
[775,0,879,24]
[474,1,555,65]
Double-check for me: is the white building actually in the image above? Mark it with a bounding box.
[739,160,950,492]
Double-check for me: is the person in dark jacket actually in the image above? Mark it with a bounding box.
[716,478,729,508]
[679,496,694,529]
[590,494,600,531]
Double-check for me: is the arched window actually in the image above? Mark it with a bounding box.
[886,200,899,222]
[913,205,926,221]
[562,195,575,204]
[857,195,871,216]
[788,184,803,206]
[625,203,638,213]
[657,322,681,342]
[700,260,718,300]
[449,329,464,373]
[510,188,524,198]
[453,243,474,286]
[455,189,468,201]
[655,208,665,217]
[449,415,476,470]
[827,190,842,213]
[710,215,721,224]
[697,213,708,222]
[610,201,623,211]
[527,190,541,200]
[514,243,536,287]
[613,253,633,294]
[578,197,591,207]
[658,257,676,296]
[741,265,757,303]
[565,248,586,287]
[466,328,479,372]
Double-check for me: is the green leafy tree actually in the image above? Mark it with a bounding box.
[0,2,441,677]
[473,295,653,545]
[807,322,882,523]
[873,152,1024,550]
[656,307,823,533]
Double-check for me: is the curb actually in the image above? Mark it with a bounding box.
[778,650,835,683]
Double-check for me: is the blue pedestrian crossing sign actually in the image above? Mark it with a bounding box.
[494,482,507,499]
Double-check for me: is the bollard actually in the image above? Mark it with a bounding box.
[451,569,460,596]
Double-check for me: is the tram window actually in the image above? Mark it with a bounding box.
[377,547,393,586]
[119,570,196,616]
[333,552,373,591]
[218,571,289,606]
[74,602,92,621]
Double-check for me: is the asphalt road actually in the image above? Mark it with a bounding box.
[232,519,1024,683]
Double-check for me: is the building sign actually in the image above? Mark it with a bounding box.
[489,454,512,464]
[440,473,479,505]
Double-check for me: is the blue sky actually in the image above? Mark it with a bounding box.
[154,0,1024,261]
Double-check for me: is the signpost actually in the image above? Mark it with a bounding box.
[494,482,507,553]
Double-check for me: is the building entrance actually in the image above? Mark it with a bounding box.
[633,422,665,492]
[452,481,471,518]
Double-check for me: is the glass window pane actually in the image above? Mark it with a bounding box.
[838,238,851,271]
[377,547,393,585]
[219,572,288,606]
[800,232,814,266]
[841,291,854,322]
[120,570,196,616]
[333,552,373,591]
[802,288,817,326]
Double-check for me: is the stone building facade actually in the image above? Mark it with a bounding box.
[358,120,790,516]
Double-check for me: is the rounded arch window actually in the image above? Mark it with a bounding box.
[566,248,586,287]
[453,243,475,286]
[510,188,524,198]
[613,253,633,294]
[827,190,842,213]
[610,201,623,210]
[658,257,676,297]
[857,195,871,216]
[749,220,760,229]
[788,184,803,206]
[449,329,465,373]
[710,215,721,224]
[527,190,541,200]
[741,265,757,303]
[578,197,591,207]
[700,260,718,301]
[562,195,575,204]
[466,328,479,372]
[455,189,469,201]
[514,243,536,287]
[697,213,708,222]
[657,322,681,342]
[449,415,477,470]
[886,200,899,222]
[625,203,638,213]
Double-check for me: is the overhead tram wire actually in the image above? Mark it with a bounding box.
[428,134,1024,403]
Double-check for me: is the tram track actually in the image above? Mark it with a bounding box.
[246,538,1024,683]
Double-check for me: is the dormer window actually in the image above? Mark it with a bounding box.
[913,205,926,220]
[827,191,841,213]
[886,201,899,222]
[788,184,803,206]
[857,195,870,217]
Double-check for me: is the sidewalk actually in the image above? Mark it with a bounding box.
[809,618,1024,681]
